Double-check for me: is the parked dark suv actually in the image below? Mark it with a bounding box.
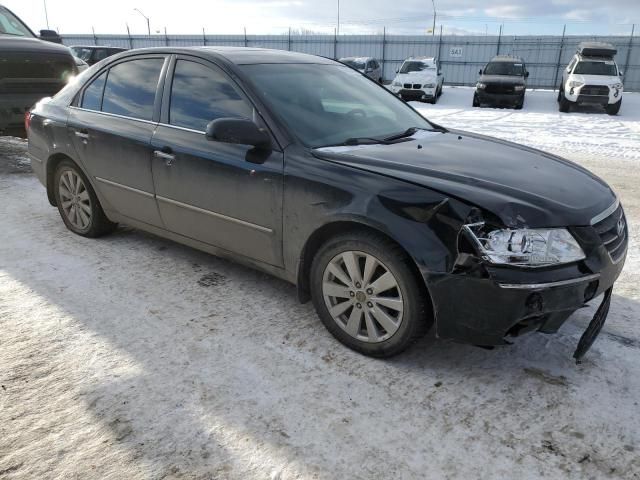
[70,46,127,66]
[473,55,528,109]
[26,47,626,360]
[0,4,77,136]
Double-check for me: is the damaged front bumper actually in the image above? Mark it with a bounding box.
[422,213,627,358]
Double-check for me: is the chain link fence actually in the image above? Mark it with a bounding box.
[61,31,639,91]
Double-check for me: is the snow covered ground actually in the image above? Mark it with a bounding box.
[411,87,640,161]
[1,90,639,480]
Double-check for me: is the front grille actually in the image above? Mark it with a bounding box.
[581,85,609,96]
[485,84,516,94]
[593,203,627,262]
[403,83,411,89]
[413,83,421,89]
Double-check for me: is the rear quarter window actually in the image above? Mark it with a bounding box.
[81,71,106,111]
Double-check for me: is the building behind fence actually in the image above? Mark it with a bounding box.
[61,31,639,91]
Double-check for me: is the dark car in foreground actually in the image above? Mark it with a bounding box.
[70,45,127,66]
[473,55,528,109]
[26,47,627,359]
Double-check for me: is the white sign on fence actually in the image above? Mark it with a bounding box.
[449,47,463,58]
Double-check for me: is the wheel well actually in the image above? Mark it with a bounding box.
[45,153,74,206]
[296,221,433,316]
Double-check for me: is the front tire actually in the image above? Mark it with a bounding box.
[606,99,621,115]
[53,160,117,237]
[558,87,571,112]
[472,93,480,107]
[310,232,432,357]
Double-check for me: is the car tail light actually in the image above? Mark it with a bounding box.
[24,111,32,132]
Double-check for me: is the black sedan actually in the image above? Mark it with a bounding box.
[26,47,627,359]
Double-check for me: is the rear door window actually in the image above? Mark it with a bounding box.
[169,59,252,132]
[102,58,164,121]
[81,71,107,111]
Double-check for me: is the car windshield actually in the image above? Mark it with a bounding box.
[241,64,433,148]
[483,62,524,76]
[0,7,34,37]
[399,61,433,73]
[341,59,366,70]
[573,61,618,76]
[71,47,93,61]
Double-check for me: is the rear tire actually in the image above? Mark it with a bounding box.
[310,231,432,358]
[606,99,621,115]
[53,159,117,238]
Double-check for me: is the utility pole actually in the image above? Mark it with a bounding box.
[431,0,436,36]
[337,0,340,36]
[133,8,151,36]
[43,0,50,29]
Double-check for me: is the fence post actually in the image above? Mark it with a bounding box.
[553,24,566,91]
[126,24,133,49]
[288,27,291,51]
[334,28,337,59]
[164,27,169,46]
[92,26,97,46]
[496,24,502,55]
[437,24,443,61]
[244,27,247,47]
[623,24,635,79]
[381,27,386,80]
[202,27,206,46]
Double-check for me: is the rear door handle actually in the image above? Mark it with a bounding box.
[153,148,175,166]
[74,130,89,140]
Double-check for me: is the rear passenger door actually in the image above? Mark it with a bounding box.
[150,56,284,266]
[68,55,168,227]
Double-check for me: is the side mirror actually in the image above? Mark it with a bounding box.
[206,118,271,149]
[395,69,398,73]
[39,29,62,44]
[525,71,529,78]
[365,68,373,73]
[619,70,624,76]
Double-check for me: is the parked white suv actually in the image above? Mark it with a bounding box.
[390,57,444,104]
[558,42,623,115]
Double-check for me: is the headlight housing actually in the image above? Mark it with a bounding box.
[464,223,585,266]
[569,80,584,88]
[476,82,486,90]
[392,81,401,87]
[612,82,623,89]
[423,83,435,88]
[514,85,525,91]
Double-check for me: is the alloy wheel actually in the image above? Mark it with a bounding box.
[322,250,404,343]
[58,169,92,231]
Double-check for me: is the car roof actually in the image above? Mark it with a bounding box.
[489,55,524,63]
[70,45,127,50]
[115,46,338,65]
[405,56,435,62]
[339,56,372,62]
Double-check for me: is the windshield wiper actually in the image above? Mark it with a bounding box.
[383,127,419,142]
[343,137,392,146]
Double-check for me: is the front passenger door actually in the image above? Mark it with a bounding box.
[151,57,284,266]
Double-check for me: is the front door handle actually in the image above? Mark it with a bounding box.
[153,148,175,166]
[74,130,89,140]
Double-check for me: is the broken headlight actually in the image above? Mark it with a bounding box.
[464,224,585,266]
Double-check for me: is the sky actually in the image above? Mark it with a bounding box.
[5,0,639,36]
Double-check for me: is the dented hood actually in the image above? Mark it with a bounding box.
[314,130,616,228]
